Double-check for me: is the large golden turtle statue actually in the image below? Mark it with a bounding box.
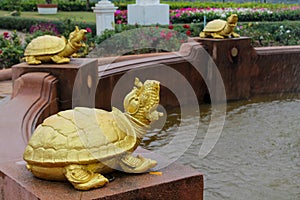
[200,14,240,39]
[23,78,163,190]
[24,26,86,64]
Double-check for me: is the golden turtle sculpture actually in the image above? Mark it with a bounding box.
[200,14,240,39]
[24,26,87,64]
[23,78,163,190]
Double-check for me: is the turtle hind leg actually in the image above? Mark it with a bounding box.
[51,55,70,64]
[64,165,108,190]
[119,153,157,173]
[26,56,41,64]
[211,33,224,39]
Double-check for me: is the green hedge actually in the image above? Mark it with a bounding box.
[0,1,96,12]
[164,2,296,10]
[0,16,96,34]
[113,2,297,10]
[0,1,297,12]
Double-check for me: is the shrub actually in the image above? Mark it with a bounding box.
[237,21,300,46]
[89,23,197,57]
[0,0,22,12]
[0,31,25,69]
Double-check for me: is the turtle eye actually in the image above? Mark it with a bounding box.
[126,97,139,114]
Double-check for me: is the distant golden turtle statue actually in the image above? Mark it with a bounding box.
[23,78,163,190]
[24,26,86,64]
[200,14,240,39]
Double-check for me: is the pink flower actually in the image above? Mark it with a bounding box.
[86,27,92,33]
[116,20,122,24]
[160,31,166,38]
[166,32,173,40]
[168,25,174,30]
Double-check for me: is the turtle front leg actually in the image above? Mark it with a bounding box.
[119,153,157,173]
[51,55,70,64]
[64,165,109,190]
[199,31,207,38]
[231,32,240,38]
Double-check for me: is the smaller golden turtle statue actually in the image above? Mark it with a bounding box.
[23,78,163,190]
[24,26,86,64]
[200,14,240,39]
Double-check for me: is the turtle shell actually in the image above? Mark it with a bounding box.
[23,107,136,166]
[203,19,227,32]
[24,35,66,56]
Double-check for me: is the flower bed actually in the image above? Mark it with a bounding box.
[114,6,300,24]
[170,6,300,23]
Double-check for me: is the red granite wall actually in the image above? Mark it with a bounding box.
[251,46,300,96]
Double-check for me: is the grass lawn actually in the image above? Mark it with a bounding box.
[0,10,96,23]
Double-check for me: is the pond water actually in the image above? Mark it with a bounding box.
[141,94,300,199]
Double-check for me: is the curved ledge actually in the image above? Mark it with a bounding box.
[0,68,12,81]
[0,72,58,161]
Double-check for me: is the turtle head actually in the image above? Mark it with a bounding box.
[124,78,163,125]
[68,26,87,48]
[227,14,238,27]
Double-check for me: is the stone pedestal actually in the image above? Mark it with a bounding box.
[128,0,169,25]
[92,0,118,35]
[12,58,98,111]
[191,37,256,101]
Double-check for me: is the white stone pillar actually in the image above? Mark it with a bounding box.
[128,0,169,25]
[92,0,118,35]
